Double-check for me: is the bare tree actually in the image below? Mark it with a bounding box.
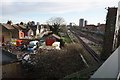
[46,17,65,26]
[46,17,66,35]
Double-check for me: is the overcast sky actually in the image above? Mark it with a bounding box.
[1,0,119,25]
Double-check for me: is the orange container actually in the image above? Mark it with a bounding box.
[16,40,23,47]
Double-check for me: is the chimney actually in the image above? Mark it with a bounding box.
[7,20,12,25]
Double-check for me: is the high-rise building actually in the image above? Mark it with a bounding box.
[79,18,84,27]
[84,20,87,26]
[70,23,72,26]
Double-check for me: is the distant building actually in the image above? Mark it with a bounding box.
[97,23,105,33]
[79,18,84,27]
[84,20,87,26]
[70,23,72,27]
[84,24,97,32]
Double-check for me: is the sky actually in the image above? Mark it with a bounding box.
[0,0,119,25]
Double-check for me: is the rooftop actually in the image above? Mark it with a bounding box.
[2,24,15,30]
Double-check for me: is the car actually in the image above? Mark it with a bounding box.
[27,40,39,54]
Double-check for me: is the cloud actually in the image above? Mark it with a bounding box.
[1,0,119,16]
[2,2,64,15]
[1,0,118,3]
[1,0,119,24]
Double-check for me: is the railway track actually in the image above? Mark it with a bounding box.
[77,35,100,63]
[70,26,103,44]
[70,29,101,63]
[78,32,103,44]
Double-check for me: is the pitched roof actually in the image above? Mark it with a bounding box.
[2,24,15,30]
[18,24,26,29]
[12,24,21,30]
[52,34,61,39]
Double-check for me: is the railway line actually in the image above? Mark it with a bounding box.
[76,35,100,63]
[70,26,103,45]
[78,31,103,44]
[69,29,101,63]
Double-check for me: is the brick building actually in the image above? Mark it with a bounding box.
[101,7,118,60]
[84,24,97,32]
[97,24,105,33]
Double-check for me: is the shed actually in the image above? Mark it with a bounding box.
[45,34,61,46]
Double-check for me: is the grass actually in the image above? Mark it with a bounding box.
[61,35,72,44]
